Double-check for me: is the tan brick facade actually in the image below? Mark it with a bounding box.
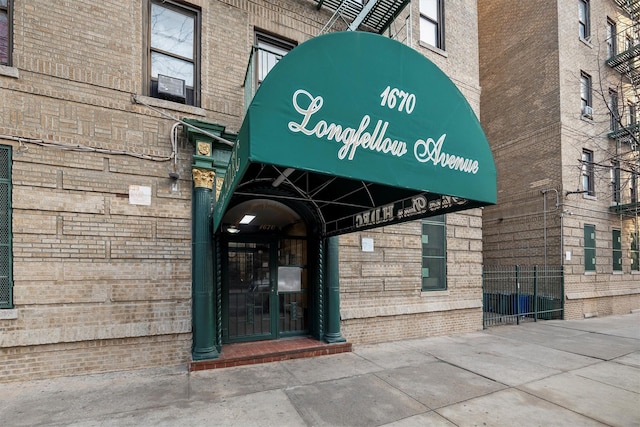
[1,0,485,381]
[479,0,640,318]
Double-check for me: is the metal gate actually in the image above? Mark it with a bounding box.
[483,265,564,328]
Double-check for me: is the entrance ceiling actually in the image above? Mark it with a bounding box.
[214,32,496,237]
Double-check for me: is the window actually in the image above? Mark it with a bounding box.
[0,145,12,308]
[255,32,294,87]
[612,161,621,204]
[632,229,639,271]
[584,224,596,272]
[627,102,637,126]
[606,18,617,58]
[582,149,595,196]
[420,0,444,50]
[631,172,638,204]
[0,0,10,65]
[613,230,622,271]
[580,71,592,119]
[626,34,634,51]
[609,89,619,131]
[579,0,590,40]
[147,0,200,106]
[421,215,446,291]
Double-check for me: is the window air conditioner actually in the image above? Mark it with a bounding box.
[582,105,593,119]
[157,74,186,103]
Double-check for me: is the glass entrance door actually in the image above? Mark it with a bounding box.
[225,241,276,342]
[223,238,309,343]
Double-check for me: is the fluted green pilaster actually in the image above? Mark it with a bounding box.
[192,184,219,360]
[324,236,345,343]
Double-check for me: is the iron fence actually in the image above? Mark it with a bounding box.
[482,265,564,328]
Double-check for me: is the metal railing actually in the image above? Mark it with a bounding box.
[482,265,564,328]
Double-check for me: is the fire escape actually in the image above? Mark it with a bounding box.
[607,0,640,216]
[316,0,411,35]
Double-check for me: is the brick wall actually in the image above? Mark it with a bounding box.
[1,0,487,381]
[479,0,640,319]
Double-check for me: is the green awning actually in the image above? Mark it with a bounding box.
[214,31,496,237]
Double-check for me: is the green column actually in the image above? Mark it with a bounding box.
[191,169,219,360]
[324,236,346,343]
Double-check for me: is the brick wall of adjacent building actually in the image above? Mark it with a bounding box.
[479,0,640,319]
[1,0,486,381]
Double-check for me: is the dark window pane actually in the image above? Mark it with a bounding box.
[0,13,8,65]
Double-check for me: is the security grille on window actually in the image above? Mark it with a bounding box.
[421,215,446,291]
[579,0,590,40]
[580,72,592,119]
[0,145,12,309]
[419,0,444,50]
[582,149,595,196]
[148,0,199,106]
[0,0,10,65]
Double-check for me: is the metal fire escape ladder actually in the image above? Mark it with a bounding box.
[316,0,411,35]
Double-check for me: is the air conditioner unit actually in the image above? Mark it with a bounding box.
[157,74,186,103]
[582,105,593,119]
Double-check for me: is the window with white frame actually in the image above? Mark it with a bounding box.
[419,0,444,50]
[0,0,10,65]
[579,0,590,40]
[147,0,200,106]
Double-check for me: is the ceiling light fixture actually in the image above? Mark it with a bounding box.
[227,226,240,234]
[239,214,256,224]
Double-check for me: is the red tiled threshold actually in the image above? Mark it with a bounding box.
[188,337,352,371]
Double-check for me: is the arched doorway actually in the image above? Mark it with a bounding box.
[220,198,313,343]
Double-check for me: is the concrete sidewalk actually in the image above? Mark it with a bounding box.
[1,313,639,426]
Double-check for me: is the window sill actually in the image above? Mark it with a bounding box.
[0,309,18,320]
[420,289,449,297]
[418,41,448,58]
[612,270,623,274]
[0,64,19,79]
[584,270,596,275]
[582,194,597,201]
[134,95,206,117]
[580,115,594,123]
[579,37,593,48]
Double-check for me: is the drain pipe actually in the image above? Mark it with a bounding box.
[541,188,559,270]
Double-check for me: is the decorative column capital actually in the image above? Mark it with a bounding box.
[192,168,215,189]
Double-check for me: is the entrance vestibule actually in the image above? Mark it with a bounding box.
[220,198,311,343]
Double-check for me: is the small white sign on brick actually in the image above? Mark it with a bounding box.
[129,185,151,206]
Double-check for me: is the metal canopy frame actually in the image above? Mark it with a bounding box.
[221,163,477,237]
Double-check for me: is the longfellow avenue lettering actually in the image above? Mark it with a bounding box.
[288,89,407,161]
[287,89,480,175]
